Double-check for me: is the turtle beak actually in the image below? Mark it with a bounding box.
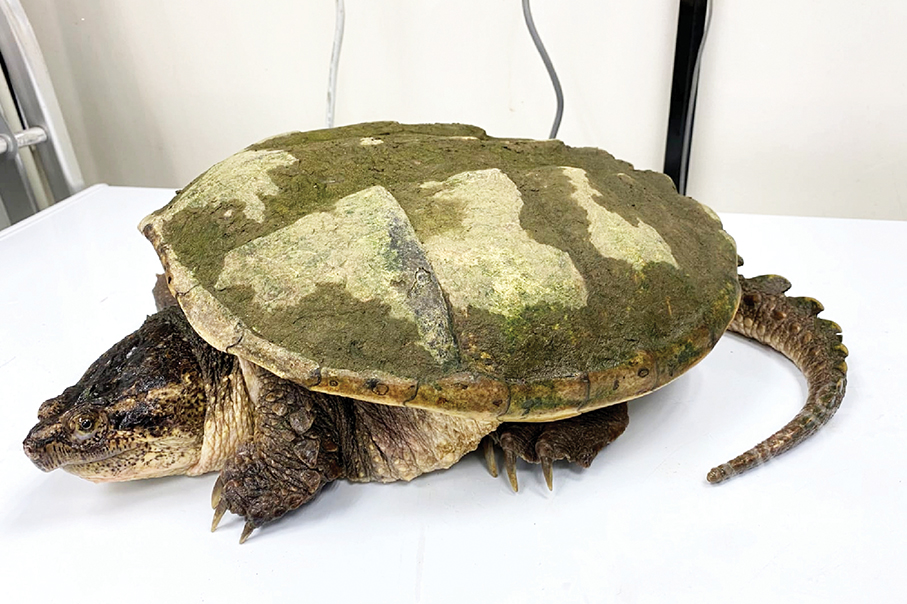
[23,420,66,472]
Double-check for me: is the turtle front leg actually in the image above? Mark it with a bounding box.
[211,361,344,543]
[484,403,629,492]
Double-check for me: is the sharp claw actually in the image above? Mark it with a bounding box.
[541,457,553,491]
[239,522,255,544]
[504,448,518,492]
[482,437,498,477]
[211,475,224,509]
[211,500,227,533]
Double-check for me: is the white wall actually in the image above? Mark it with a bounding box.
[689,1,907,220]
[20,1,677,188]
[20,0,907,220]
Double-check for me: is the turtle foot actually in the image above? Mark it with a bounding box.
[484,403,629,492]
[209,364,344,543]
[210,437,340,543]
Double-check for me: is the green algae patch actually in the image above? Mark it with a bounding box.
[222,282,450,380]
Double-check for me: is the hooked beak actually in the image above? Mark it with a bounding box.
[23,420,66,472]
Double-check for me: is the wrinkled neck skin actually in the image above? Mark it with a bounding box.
[189,356,254,476]
[22,307,251,482]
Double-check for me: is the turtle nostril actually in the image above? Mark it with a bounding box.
[22,424,63,471]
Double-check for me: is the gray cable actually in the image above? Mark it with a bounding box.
[522,0,564,139]
[326,0,345,128]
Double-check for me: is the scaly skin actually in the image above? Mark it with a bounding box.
[707,275,849,482]
[211,359,500,541]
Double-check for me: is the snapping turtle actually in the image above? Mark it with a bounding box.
[23,122,848,543]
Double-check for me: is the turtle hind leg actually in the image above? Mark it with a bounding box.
[484,403,629,492]
[709,274,848,483]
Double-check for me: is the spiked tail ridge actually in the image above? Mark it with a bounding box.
[707,274,848,483]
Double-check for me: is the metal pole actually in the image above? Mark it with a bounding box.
[663,0,710,195]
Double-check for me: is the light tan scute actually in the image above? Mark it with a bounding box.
[563,167,679,270]
[214,185,457,366]
[421,169,588,317]
[157,149,295,224]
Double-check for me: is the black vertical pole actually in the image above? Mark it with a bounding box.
[664,0,709,195]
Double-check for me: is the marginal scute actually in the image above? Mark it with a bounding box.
[407,372,510,418]
[314,366,418,406]
[507,374,590,421]
[585,351,659,409]
[226,326,321,388]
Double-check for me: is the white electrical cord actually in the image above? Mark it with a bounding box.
[522,0,563,139]
[326,0,345,128]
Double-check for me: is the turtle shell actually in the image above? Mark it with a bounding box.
[140,122,740,421]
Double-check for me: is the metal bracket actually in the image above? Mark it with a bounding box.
[0,0,84,205]
[0,103,37,222]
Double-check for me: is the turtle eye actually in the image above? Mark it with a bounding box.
[71,411,102,440]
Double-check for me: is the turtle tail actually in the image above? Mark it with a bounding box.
[706,274,848,483]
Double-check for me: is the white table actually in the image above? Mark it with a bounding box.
[1,185,904,602]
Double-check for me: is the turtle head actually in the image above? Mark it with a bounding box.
[23,308,209,482]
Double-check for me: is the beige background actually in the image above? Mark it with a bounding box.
[21,0,907,220]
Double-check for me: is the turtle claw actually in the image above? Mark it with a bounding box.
[481,436,498,477]
[541,456,554,491]
[209,488,259,544]
[504,448,519,492]
[239,522,255,544]
[211,499,227,532]
[211,475,224,509]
